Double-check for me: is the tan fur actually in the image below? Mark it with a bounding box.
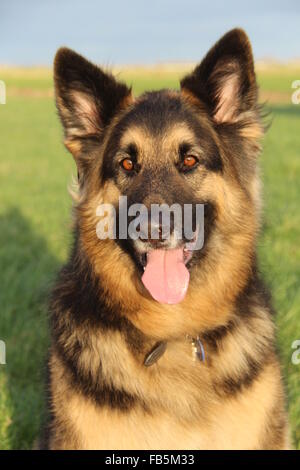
[65,138,82,158]
[76,128,258,341]
[47,34,290,450]
[214,71,240,123]
[46,116,290,448]
[48,317,289,450]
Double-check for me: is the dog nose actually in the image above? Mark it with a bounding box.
[139,211,174,246]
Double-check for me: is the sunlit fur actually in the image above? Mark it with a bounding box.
[40,29,290,450]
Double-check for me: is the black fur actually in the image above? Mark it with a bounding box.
[180,28,258,118]
[42,28,288,449]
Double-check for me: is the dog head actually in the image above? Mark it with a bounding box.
[54,29,263,336]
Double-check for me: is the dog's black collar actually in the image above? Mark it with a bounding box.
[143,336,205,367]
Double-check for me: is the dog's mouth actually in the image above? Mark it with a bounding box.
[137,236,198,305]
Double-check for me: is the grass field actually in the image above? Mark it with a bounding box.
[0,64,299,449]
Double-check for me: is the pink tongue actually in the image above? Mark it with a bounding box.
[141,248,190,304]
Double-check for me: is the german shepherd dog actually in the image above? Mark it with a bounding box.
[41,29,290,449]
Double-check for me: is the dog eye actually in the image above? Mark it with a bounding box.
[182,155,198,170]
[120,158,134,172]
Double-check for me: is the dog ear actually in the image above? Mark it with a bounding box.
[54,48,132,166]
[180,29,258,124]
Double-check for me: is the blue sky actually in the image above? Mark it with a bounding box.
[1,0,300,65]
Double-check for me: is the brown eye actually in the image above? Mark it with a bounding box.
[183,155,198,168]
[121,158,134,171]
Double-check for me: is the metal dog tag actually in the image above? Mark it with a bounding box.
[144,341,167,367]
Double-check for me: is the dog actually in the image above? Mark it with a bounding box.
[40,28,290,449]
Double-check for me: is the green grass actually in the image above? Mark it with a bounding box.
[257,67,300,94]
[0,68,299,449]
